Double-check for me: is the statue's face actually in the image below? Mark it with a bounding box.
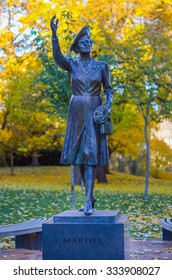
[76,35,92,54]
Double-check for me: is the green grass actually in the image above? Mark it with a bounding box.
[0,165,171,193]
[0,166,171,249]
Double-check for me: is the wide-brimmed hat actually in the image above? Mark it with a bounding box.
[70,26,91,53]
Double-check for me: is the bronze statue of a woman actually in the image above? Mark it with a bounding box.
[50,15,113,215]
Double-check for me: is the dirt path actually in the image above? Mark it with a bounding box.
[0,239,171,260]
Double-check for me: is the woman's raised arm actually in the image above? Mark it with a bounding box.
[50,15,70,71]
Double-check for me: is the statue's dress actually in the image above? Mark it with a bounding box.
[52,47,113,166]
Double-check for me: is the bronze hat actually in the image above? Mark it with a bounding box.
[70,26,91,53]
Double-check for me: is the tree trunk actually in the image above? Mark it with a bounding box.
[0,154,7,167]
[117,155,126,173]
[10,151,14,176]
[70,165,84,210]
[70,166,76,210]
[31,151,40,166]
[71,165,84,186]
[104,164,110,174]
[144,118,150,200]
[104,149,113,174]
[127,158,138,175]
[96,166,108,183]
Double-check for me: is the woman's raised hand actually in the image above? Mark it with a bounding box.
[50,15,58,37]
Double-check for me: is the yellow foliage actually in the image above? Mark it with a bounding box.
[0,0,172,164]
[0,129,12,143]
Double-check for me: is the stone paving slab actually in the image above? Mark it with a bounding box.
[0,239,171,260]
[130,239,172,260]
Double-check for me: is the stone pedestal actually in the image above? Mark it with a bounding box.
[42,210,130,260]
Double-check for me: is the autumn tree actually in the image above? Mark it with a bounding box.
[1,0,172,188]
[112,5,172,198]
[108,103,145,174]
[150,137,172,178]
[0,51,65,172]
[0,1,65,172]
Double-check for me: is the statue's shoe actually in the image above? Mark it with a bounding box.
[92,195,96,209]
[84,200,93,216]
[79,195,96,212]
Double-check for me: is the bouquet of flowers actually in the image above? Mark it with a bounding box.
[93,105,113,135]
[93,105,109,124]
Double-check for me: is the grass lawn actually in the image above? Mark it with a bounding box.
[0,166,172,249]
